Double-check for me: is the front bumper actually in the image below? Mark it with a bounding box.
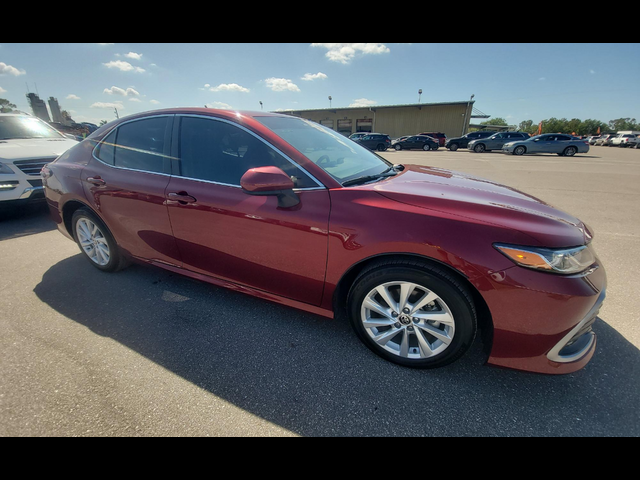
[0,176,45,204]
[478,259,607,374]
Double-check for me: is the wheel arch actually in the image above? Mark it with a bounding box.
[332,252,493,354]
[62,199,111,241]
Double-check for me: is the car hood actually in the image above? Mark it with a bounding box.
[367,164,588,247]
[0,137,79,161]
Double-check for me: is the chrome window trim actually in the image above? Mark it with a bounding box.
[175,114,326,190]
[91,114,174,178]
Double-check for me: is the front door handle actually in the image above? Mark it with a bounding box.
[87,176,106,186]
[167,192,197,204]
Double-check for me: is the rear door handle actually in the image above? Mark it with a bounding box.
[167,192,197,204]
[87,176,106,186]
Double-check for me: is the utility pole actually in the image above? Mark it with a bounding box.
[259,101,263,110]
[114,107,119,119]
[418,89,422,103]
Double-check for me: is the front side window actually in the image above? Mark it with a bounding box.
[255,116,392,184]
[178,116,317,188]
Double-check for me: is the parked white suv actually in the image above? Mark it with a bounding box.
[0,114,78,207]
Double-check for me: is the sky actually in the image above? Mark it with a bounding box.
[1,43,638,128]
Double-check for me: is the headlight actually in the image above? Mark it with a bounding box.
[0,162,14,174]
[494,243,596,274]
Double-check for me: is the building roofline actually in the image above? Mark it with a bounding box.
[274,100,475,114]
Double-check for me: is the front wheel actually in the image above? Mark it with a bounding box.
[348,262,477,369]
[394,144,402,151]
[513,146,526,155]
[473,144,486,153]
[448,143,459,151]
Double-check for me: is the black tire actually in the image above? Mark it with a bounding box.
[394,144,402,151]
[563,146,577,157]
[473,144,486,153]
[449,143,459,151]
[347,260,477,369]
[422,143,431,151]
[377,144,387,152]
[513,146,526,155]
[72,207,129,272]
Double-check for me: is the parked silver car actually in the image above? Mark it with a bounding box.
[502,134,589,156]
[468,131,530,153]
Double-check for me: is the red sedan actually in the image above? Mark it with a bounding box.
[42,108,606,374]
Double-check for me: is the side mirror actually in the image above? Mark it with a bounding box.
[240,166,300,208]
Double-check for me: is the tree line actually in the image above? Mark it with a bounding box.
[478,117,640,135]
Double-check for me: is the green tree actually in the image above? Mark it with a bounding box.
[480,117,509,127]
[0,98,17,113]
[608,118,639,132]
[518,120,534,133]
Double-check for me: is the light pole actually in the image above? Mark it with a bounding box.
[328,96,332,108]
[418,89,422,103]
[259,101,263,111]
[462,94,474,135]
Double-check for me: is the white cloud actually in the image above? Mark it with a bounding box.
[103,86,140,97]
[128,98,142,102]
[97,43,114,45]
[539,77,546,81]
[301,72,328,81]
[204,84,210,88]
[205,101,233,109]
[209,83,250,93]
[264,77,300,92]
[349,98,377,107]
[103,60,145,73]
[0,86,6,93]
[311,43,390,64]
[0,62,26,76]
[124,52,143,60]
[90,101,124,109]
[590,69,596,74]
[66,94,81,100]
[150,99,161,105]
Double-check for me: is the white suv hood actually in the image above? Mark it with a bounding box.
[0,138,79,161]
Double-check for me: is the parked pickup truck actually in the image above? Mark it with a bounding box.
[610,133,640,147]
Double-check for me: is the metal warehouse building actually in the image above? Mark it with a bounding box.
[278,100,489,139]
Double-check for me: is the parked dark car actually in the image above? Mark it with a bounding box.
[468,132,530,153]
[446,131,497,151]
[392,135,439,151]
[418,132,447,147]
[353,133,391,151]
[349,132,371,141]
[43,108,607,374]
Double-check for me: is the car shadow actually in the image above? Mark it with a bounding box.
[0,203,56,241]
[34,255,640,436]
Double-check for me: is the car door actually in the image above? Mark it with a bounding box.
[164,115,331,306]
[82,115,183,267]
[406,136,420,149]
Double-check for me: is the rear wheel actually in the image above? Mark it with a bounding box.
[377,144,387,151]
[422,143,431,151]
[563,146,577,157]
[72,208,129,272]
[348,261,477,369]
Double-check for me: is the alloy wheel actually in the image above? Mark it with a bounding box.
[360,281,456,360]
[76,218,110,266]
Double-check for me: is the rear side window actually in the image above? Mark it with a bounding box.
[94,129,116,165]
[178,117,316,188]
[113,117,169,173]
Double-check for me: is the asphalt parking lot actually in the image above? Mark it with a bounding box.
[1,145,639,437]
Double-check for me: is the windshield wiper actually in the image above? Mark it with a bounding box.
[342,166,398,187]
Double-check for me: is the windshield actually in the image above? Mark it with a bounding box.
[255,116,391,184]
[0,116,63,140]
